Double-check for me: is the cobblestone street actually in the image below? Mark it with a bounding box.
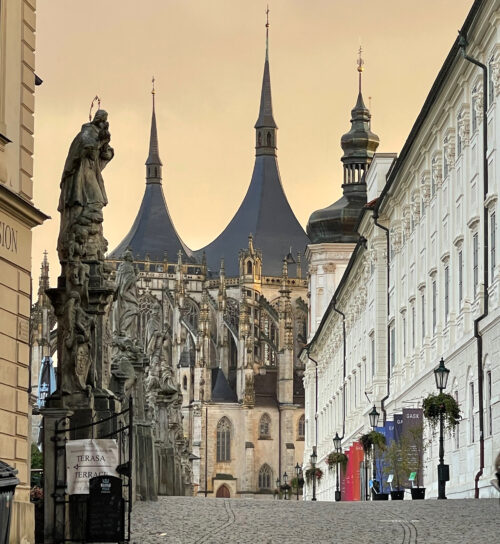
[131,497,498,544]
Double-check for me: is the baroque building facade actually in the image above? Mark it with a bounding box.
[303,0,500,500]
[0,0,47,542]
[106,25,308,498]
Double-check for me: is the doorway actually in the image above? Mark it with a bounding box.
[216,484,230,498]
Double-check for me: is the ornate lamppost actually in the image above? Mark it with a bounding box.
[369,405,380,498]
[275,477,281,500]
[333,432,342,502]
[282,472,290,500]
[310,446,317,501]
[434,357,450,500]
[295,462,302,500]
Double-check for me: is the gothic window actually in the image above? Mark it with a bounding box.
[258,131,262,146]
[154,166,158,177]
[225,298,239,330]
[258,464,272,489]
[216,417,231,462]
[247,260,253,274]
[298,415,305,440]
[259,413,271,438]
[184,298,199,330]
[183,375,187,390]
[267,131,272,146]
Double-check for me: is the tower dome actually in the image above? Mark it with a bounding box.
[307,52,379,244]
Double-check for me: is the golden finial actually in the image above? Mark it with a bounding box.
[152,76,156,95]
[266,5,270,28]
[357,46,364,73]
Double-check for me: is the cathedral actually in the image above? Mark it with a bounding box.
[106,23,309,498]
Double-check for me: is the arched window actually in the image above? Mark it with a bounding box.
[247,260,253,274]
[267,131,272,146]
[216,417,231,462]
[298,415,305,440]
[183,375,187,390]
[258,131,262,146]
[259,413,271,438]
[258,464,272,489]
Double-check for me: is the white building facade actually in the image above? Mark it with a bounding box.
[303,0,500,500]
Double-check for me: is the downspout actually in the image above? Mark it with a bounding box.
[459,33,488,499]
[332,298,346,440]
[372,211,391,424]
[204,406,208,497]
[306,349,319,448]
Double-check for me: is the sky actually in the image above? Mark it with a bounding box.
[32,0,473,282]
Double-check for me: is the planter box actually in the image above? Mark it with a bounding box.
[372,491,389,501]
[411,488,426,500]
[390,490,405,500]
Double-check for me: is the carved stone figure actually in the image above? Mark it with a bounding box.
[57,109,114,262]
[113,250,139,339]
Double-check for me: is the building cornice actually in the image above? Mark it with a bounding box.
[0,184,49,227]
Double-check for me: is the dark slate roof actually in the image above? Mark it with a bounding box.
[211,369,238,403]
[108,98,194,263]
[195,155,309,277]
[254,371,278,407]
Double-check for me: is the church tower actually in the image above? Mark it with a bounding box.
[306,51,379,338]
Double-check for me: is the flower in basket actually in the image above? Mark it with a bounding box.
[327,451,348,470]
[30,486,43,502]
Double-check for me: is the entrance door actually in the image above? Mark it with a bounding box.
[216,484,230,498]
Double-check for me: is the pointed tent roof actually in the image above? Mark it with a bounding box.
[108,90,194,262]
[195,23,308,277]
[211,368,238,403]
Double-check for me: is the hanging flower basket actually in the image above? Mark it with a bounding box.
[327,451,348,469]
[423,392,461,432]
[305,467,323,483]
[359,430,386,454]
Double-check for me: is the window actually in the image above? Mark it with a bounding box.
[431,157,437,197]
[491,212,496,280]
[183,375,187,390]
[267,131,272,146]
[469,382,475,443]
[371,334,375,376]
[412,306,416,350]
[432,280,437,333]
[454,390,460,449]
[298,414,305,440]
[216,417,231,462]
[444,267,449,324]
[390,324,395,369]
[402,315,407,358]
[258,131,262,146]
[472,88,477,132]
[487,371,493,436]
[443,149,448,179]
[247,260,253,274]
[457,114,462,156]
[421,293,425,341]
[259,413,271,438]
[258,464,272,489]
[458,250,463,306]
[473,233,479,296]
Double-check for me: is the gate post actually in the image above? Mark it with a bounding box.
[41,407,73,544]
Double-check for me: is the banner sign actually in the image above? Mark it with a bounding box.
[37,356,56,408]
[66,439,119,494]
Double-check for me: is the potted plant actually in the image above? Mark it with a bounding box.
[423,392,461,433]
[305,467,323,483]
[404,423,430,500]
[360,431,388,500]
[384,438,409,500]
[326,451,348,470]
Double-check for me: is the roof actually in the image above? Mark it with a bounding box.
[211,368,238,403]
[195,154,309,276]
[254,371,278,407]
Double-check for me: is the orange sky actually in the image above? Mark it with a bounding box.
[32,0,473,282]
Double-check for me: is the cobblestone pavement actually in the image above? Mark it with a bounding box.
[131,497,498,544]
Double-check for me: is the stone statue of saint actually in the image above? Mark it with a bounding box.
[145,300,162,358]
[113,249,139,339]
[57,109,114,261]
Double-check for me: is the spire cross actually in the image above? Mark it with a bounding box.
[152,76,156,111]
[357,46,364,94]
[265,5,270,61]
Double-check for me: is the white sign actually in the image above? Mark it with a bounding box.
[66,439,119,494]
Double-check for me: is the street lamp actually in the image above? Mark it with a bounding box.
[333,432,342,502]
[275,477,281,500]
[434,357,450,500]
[295,463,302,501]
[369,405,380,498]
[310,446,317,501]
[282,472,289,500]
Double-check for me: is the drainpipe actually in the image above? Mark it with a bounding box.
[332,298,346,440]
[372,212,391,424]
[459,32,488,499]
[306,349,319,448]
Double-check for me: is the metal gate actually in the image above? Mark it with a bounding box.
[51,398,133,543]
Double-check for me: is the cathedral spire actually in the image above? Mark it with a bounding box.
[38,250,50,296]
[146,77,163,185]
[255,6,277,156]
